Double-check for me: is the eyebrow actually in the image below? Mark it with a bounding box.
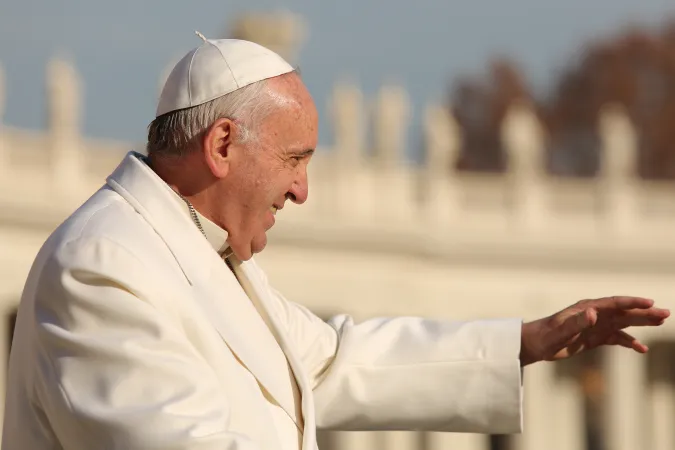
[295,148,315,157]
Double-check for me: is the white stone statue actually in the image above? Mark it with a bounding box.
[423,104,462,225]
[228,12,307,66]
[598,103,637,180]
[501,99,545,176]
[329,81,366,166]
[0,63,5,169]
[373,83,410,168]
[0,64,5,125]
[46,57,83,190]
[597,103,638,233]
[501,99,546,229]
[47,58,81,135]
[423,104,461,175]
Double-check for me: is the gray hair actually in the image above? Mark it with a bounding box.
[146,79,281,157]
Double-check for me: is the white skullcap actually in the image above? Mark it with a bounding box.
[156,32,294,117]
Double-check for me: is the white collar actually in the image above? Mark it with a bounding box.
[167,188,233,259]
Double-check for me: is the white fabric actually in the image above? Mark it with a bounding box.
[3,151,525,450]
[156,37,294,117]
[167,188,231,257]
[169,188,303,450]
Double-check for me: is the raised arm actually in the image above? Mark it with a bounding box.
[255,266,523,434]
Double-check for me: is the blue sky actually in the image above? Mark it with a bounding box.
[1,0,674,159]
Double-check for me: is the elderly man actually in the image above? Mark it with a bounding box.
[2,35,669,450]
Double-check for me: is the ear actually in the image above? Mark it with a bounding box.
[202,118,234,179]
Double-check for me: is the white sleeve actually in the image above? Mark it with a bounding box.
[260,271,523,434]
[310,314,524,434]
[33,237,261,450]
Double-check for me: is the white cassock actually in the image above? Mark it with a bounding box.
[2,151,524,450]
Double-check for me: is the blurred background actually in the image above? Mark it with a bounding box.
[2,1,675,450]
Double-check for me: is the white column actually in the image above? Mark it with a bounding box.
[649,356,675,450]
[332,431,380,450]
[551,373,586,450]
[511,362,585,450]
[650,381,675,450]
[381,431,420,450]
[426,432,487,450]
[512,362,555,450]
[603,348,647,450]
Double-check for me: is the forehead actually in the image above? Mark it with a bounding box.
[263,76,318,148]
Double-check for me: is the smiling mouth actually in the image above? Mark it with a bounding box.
[270,206,278,215]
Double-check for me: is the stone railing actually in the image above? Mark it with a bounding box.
[3,58,675,243]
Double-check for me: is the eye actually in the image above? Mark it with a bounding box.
[288,155,303,166]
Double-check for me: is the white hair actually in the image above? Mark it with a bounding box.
[146,77,287,157]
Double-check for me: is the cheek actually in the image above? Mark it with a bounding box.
[248,179,276,219]
[241,162,295,216]
[262,170,294,201]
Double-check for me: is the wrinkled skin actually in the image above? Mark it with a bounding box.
[154,72,318,261]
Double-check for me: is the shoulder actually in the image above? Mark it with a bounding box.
[63,188,161,255]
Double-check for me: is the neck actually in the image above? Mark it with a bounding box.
[149,152,216,217]
[148,151,235,254]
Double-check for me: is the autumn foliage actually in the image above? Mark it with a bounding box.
[449,20,675,179]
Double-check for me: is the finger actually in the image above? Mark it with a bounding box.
[607,330,649,353]
[613,308,671,328]
[593,296,655,310]
[621,308,670,318]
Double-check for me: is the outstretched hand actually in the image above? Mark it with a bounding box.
[520,296,670,366]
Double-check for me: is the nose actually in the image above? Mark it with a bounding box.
[286,168,309,205]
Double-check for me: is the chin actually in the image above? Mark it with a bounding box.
[250,234,268,255]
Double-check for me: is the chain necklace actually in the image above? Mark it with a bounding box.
[178,192,235,270]
[178,193,206,239]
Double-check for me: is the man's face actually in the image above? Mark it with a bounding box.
[222,76,318,260]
